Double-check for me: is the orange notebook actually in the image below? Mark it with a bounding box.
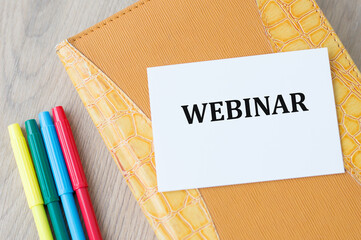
[57,0,361,239]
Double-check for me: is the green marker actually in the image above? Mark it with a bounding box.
[25,119,70,240]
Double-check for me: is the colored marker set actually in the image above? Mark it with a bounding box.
[9,106,102,240]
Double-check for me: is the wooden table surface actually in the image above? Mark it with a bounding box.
[0,0,360,239]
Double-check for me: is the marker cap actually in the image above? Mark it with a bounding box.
[8,123,43,208]
[53,106,88,190]
[39,112,73,196]
[25,119,59,204]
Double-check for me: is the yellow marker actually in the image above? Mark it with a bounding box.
[9,123,53,240]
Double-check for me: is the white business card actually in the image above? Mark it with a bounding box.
[148,48,344,192]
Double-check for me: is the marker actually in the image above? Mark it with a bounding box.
[39,112,86,240]
[25,119,70,240]
[53,106,102,240]
[8,123,53,240]
[53,106,102,239]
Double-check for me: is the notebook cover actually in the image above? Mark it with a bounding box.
[56,0,361,239]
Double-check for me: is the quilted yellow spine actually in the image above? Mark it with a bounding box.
[256,0,361,183]
[56,41,219,240]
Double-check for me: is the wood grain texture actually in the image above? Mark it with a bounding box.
[0,0,359,239]
[0,0,156,239]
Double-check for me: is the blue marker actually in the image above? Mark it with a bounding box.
[39,112,86,240]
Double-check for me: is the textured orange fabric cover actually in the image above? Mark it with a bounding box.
[65,0,361,238]
[69,0,273,116]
